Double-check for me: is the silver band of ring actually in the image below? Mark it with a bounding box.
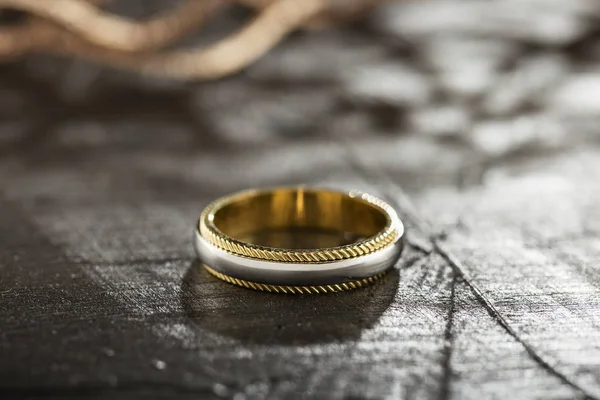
[194,228,404,286]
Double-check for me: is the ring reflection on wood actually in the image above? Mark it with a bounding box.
[181,260,400,345]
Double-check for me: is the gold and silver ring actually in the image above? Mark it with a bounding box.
[194,187,404,294]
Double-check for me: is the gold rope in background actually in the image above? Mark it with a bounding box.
[0,0,387,80]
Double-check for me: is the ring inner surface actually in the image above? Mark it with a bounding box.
[211,189,389,250]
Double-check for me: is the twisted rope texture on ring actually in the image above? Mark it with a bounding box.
[203,265,387,294]
[199,192,399,263]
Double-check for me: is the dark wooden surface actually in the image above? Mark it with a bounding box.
[2,1,600,399]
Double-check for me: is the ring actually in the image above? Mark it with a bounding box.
[193,187,404,294]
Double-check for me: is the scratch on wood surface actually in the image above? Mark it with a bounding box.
[439,271,457,400]
[434,244,598,400]
[340,139,599,400]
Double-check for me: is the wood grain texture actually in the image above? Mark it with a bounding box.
[1,1,600,399]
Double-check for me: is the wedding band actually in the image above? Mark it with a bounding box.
[193,187,404,294]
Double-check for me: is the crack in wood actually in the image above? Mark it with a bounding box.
[439,270,457,400]
[433,243,597,400]
[338,138,599,400]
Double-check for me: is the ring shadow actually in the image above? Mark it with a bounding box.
[180,260,399,346]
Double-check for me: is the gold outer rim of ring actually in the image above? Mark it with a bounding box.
[203,264,387,294]
[198,187,400,263]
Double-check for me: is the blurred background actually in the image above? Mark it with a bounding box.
[2,0,600,167]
